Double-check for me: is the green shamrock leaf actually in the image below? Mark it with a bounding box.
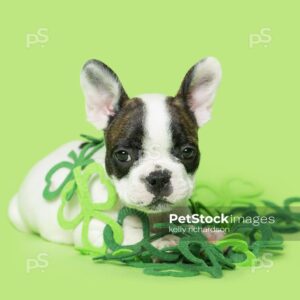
[43,140,103,201]
[57,162,123,255]
[216,239,256,267]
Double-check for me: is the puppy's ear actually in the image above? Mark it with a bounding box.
[80,59,128,129]
[177,57,222,127]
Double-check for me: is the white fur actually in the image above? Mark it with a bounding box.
[142,94,172,154]
[8,141,122,246]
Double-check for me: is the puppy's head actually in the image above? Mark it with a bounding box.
[80,58,222,212]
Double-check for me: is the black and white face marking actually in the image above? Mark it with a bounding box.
[104,98,145,179]
[80,57,222,213]
[110,94,198,212]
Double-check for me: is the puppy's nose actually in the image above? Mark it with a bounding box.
[145,169,171,196]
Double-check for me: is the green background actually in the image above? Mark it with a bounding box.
[1,0,299,298]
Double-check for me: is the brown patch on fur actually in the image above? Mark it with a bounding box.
[167,96,200,174]
[105,98,144,147]
[167,97,198,145]
[104,98,145,178]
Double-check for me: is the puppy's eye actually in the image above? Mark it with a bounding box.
[114,150,131,162]
[181,146,195,160]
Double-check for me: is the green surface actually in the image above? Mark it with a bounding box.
[1,0,300,299]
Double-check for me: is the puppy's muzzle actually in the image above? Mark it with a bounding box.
[144,169,172,198]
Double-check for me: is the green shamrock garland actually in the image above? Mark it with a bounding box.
[42,134,300,278]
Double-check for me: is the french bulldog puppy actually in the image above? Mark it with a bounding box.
[8,57,222,249]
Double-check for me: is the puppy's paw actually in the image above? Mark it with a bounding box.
[202,229,225,243]
[151,234,180,250]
